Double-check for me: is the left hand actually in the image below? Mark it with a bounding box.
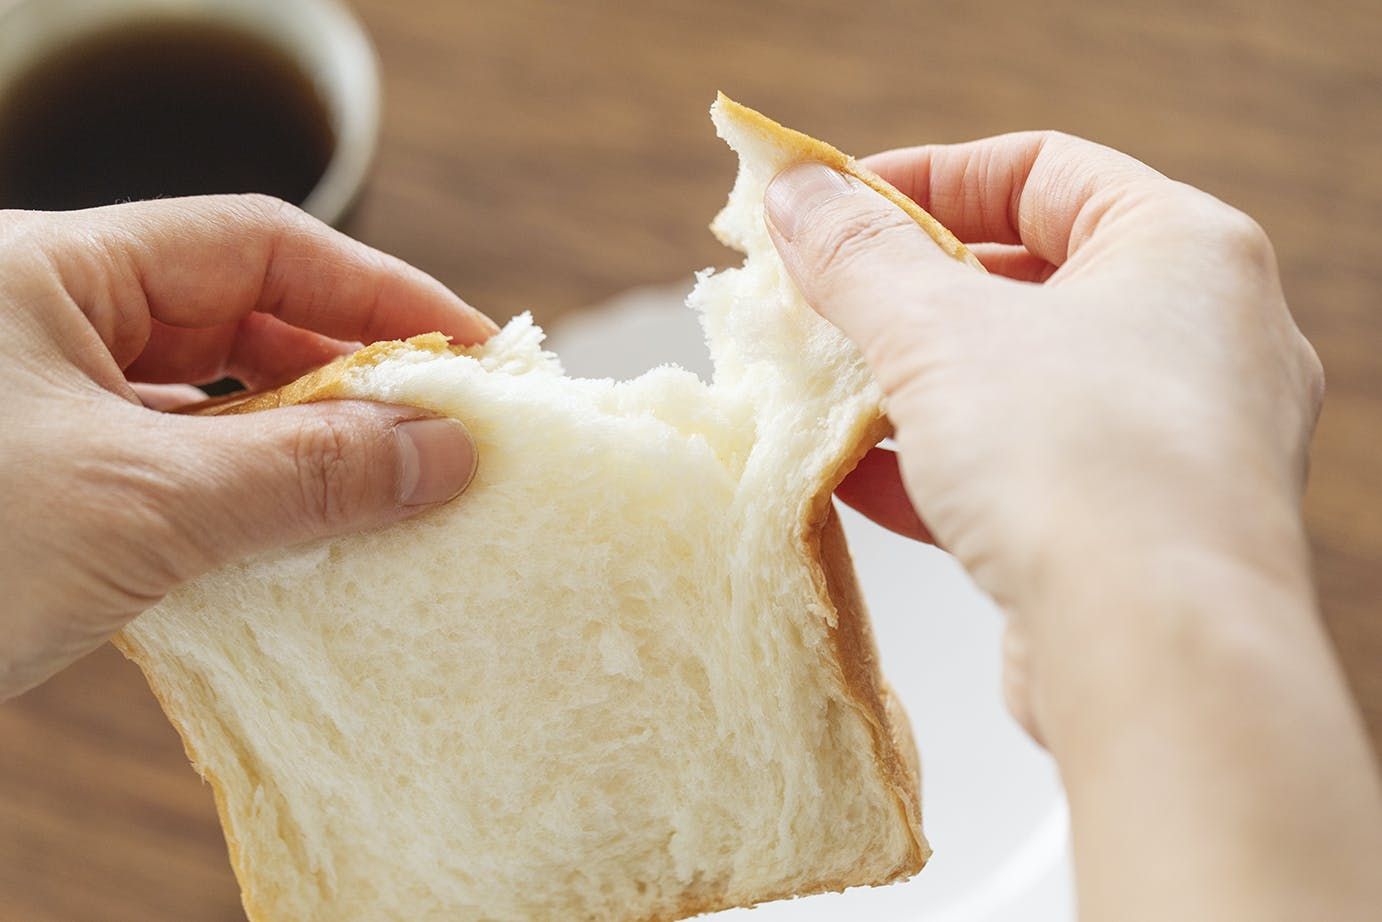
[0,195,495,699]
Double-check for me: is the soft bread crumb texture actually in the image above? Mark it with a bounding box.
[118,96,978,922]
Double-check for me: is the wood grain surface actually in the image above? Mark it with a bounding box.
[3,1,1380,919]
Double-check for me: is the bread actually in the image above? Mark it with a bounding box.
[115,94,978,922]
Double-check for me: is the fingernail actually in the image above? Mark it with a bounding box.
[765,162,854,240]
[394,418,477,506]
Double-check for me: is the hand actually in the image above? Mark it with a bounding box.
[0,195,494,700]
[765,136,1323,736]
[765,135,1382,922]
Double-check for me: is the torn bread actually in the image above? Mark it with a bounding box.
[116,94,979,922]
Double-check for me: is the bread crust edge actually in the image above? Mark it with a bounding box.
[808,414,930,875]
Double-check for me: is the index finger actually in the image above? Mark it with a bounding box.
[860,131,1164,267]
[43,194,497,368]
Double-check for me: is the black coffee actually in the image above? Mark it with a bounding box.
[0,19,335,211]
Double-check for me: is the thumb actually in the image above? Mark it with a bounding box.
[764,162,985,361]
[151,401,476,576]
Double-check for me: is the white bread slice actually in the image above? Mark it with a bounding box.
[116,95,979,922]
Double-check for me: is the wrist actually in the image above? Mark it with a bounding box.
[1037,511,1313,620]
[1009,460,1314,616]
[1026,523,1382,922]
[1014,493,1328,755]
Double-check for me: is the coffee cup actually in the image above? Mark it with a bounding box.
[0,0,379,226]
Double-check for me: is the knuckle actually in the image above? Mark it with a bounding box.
[1161,186,1276,267]
[1124,179,1201,227]
[1035,128,1078,150]
[0,215,53,276]
[226,192,307,233]
[292,416,366,528]
[236,190,293,216]
[1298,335,1326,407]
[1210,206,1275,266]
[0,208,35,244]
[1139,185,1280,280]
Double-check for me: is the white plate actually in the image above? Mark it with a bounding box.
[547,283,1075,922]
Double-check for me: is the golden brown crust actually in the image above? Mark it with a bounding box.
[713,93,985,272]
[800,414,930,876]
[181,334,460,418]
[818,504,928,864]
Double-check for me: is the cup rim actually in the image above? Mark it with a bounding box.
[0,0,380,227]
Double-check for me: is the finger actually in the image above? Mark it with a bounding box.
[860,132,1164,265]
[130,383,207,411]
[225,315,360,388]
[967,243,1058,283]
[46,194,498,368]
[836,446,934,544]
[126,314,357,389]
[124,321,237,385]
[138,401,479,580]
[764,161,992,357]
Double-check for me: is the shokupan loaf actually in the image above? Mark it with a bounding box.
[115,95,981,922]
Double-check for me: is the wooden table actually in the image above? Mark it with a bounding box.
[3,1,1379,918]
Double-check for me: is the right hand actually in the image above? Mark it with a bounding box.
[763,133,1325,738]
[765,131,1382,922]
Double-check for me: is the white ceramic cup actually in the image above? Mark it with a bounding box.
[0,0,380,226]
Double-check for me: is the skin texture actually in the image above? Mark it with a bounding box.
[764,134,1382,921]
[0,195,492,700]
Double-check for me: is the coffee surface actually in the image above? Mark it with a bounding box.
[0,19,335,210]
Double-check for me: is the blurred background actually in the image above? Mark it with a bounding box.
[1,0,1379,919]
